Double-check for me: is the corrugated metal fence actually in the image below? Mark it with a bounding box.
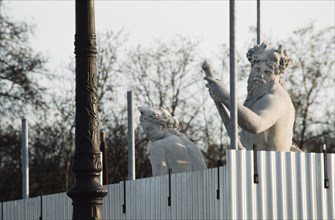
[1,150,334,219]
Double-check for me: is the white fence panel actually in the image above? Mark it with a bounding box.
[1,150,334,220]
[224,150,335,220]
[2,197,40,220]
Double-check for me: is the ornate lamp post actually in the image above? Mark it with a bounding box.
[67,0,107,219]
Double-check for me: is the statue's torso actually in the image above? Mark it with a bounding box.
[149,135,198,176]
[240,86,295,151]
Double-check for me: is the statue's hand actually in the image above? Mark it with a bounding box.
[204,76,229,103]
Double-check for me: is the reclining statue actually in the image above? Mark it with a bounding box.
[204,43,300,152]
[138,106,207,176]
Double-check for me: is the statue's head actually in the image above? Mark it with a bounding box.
[244,43,293,109]
[246,43,293,76]
[138,106,179,141]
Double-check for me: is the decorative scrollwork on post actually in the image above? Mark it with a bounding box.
[72,153,102,173]
[74,34,97,54]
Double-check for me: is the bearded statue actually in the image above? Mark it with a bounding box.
[204,43,300,152]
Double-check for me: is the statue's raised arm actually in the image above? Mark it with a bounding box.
[202,61,244,150]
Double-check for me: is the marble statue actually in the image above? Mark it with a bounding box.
[204,43,300,152]
[138,106,207,176]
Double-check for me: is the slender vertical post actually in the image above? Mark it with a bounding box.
[127,91,135,180]
[322,144,329,189]
[219,123,223,161]
[253,145,259,184]
[216,161,220,199]
[168,169,172,206]
[257,0,261,44]
[229,0,238,149]
[67,1,107,219]
[39,193,43,220]
[100,131,108,185]
[21,117,29,199]
[122,180,126,213]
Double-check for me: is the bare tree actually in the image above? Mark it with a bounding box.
[0,5,50,201]
[123,37,208,140]
[284,24,335,152]
[0,10,47,123]
[0,126,22,200]
[96,29,129,124]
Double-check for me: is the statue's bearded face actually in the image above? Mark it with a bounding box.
[244,61,278,109]
[248,61,275,87]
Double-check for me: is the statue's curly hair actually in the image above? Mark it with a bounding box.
[138,106,179,130]
[246,43,293,75]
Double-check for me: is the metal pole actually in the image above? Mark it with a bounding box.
[100,131,108,185]
[21,117,29,199]
[168,169,172,206]
[257,0,261,44]
[39,193,43,220]
[322,144,329,188]
[229,0,238,150]
[1,201,3,220]
[122,180,126,213]
[127,91,135,180]
[67,1,107,219]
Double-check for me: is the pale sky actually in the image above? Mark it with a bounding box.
[2,0,335,71]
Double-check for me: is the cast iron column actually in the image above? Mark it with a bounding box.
[67,0,107,219]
